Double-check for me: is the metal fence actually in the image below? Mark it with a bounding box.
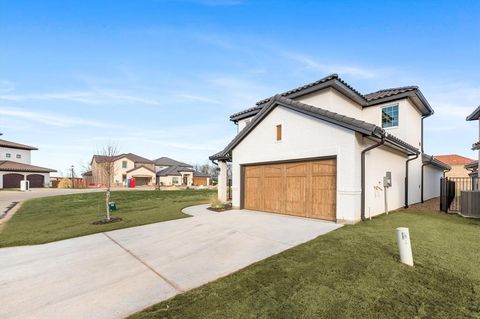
[440,177,479,212]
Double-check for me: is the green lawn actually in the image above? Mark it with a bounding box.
[0,189,214,248]
[130,210,480,319]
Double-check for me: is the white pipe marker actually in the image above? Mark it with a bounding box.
[396,227,414,266]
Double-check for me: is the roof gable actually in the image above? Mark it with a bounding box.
[230,74,433,122]
[211,95,418,161]
[126,165,155,174]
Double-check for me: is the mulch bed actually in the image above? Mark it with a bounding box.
[92,217,123,225]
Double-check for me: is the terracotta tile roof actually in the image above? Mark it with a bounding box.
[434,154,476,166]
[0,139,38,150]
[0,160,56,173]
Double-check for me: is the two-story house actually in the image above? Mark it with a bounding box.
[91,153,156,187]
[154,157,211,186]
[0,138,56,189]
[210,74,449,223]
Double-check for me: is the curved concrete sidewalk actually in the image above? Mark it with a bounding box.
[0,204,342,319]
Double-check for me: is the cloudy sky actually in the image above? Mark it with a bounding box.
[1,0,479,176]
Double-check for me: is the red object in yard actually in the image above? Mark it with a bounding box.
[130,177,135,188]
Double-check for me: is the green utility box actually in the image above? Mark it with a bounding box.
[108,202,117,211]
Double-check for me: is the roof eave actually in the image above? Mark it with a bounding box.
[466,106,480,121]
[366,90,434,116]
[230,108,262,122]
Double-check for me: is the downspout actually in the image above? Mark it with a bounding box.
[361,135,385,221]
[420,115,427,203]
[421,161,428,203]
[405,153,420,208]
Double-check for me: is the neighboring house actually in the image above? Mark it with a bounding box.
[434,155,475,177]
[154,157,211,186]
[81,170,94,185]
[91,153,156,186]
[193,170,211,186]
[210,73,449,223]
[0,138,56,189]
[466,106,480,178]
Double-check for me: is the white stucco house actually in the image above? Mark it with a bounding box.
[210,74,449,223]
[0,138,56,189]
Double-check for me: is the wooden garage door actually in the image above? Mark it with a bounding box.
[27,174,45,188]
[3,173,24,188]
[244,159,336,221]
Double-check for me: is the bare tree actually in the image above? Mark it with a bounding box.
[98,143,119,222]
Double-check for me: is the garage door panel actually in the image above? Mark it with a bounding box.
[312,159,336,174]
[27,174,45,188]
[285,163,307,176]
[3,173,24,188]
[244,158,336,221]
[245,166,262,177]
[245,176,263,210]
[285,176,307,217]
[310,175,336,220]
[263,176,283,212]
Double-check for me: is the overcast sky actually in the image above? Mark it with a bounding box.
[1,0,479,176]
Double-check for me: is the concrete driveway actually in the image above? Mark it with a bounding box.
[0,205,342,319]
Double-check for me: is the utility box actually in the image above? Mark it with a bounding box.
[383,171,392,187]
[20,180,30,192]
[108,202,117,211]
[460,191,480,217]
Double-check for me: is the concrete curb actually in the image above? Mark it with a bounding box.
[0,201,23,225]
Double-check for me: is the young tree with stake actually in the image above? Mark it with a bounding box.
[99,143,118,222]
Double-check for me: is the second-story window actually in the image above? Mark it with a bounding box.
[382,105,399,128]
[6,153,11,158]
[16,154,21,159]
[122,160,127,169]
